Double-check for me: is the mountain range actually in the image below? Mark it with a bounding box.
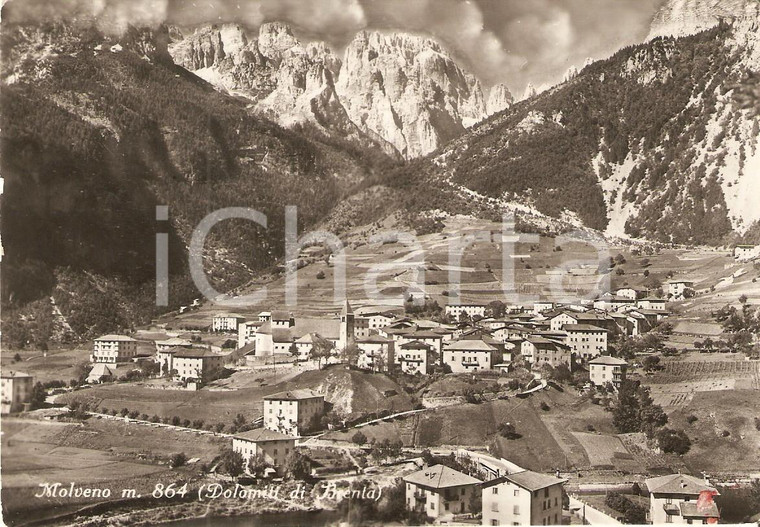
[1,0,759,342]
[168,22,510,160]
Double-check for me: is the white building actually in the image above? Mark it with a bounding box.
[734,244,760,261]
[445,303,487,321]
[172,348,224,381]
[356,335,395,372]
[263,389,324,436]
[396,340,436,375]
[645,474,720,525]
[563,324,608,361]
[481,470,566,526]
[212,313,245,332]
[92,335,138,364]
[237,320,263,349]
[232,428,296,476]
[588,356,627,387]
[443,340,495,373]
[636,297,667,312]
[1,371,34,414]
[404,464,481,520]
[667,281,695,301]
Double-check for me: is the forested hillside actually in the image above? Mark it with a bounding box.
[385,20,760,245]
[0,22,394,343]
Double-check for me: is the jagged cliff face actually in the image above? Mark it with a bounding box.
[648,0,760,40]
[335,31,486,159]
[169,24,487,159]
[486,83,514,116]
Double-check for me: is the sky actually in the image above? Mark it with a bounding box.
[3,0,667,94]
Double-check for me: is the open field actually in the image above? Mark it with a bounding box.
[1,416,220,524]
[62,367,413,425]
[667,390,760,474]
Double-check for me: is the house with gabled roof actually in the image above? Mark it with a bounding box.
[645,473,720,525]
[588,355,627,387]
[562,324,608,361]
[443,339,496,373]
[232,428,296,476]
[482,470,566,526]
[263,389,324,436]
[403,464,481,519]
[356,334,395,372]
[396,340,437,375]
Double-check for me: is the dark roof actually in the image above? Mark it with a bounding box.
[263,389,323,401]
[271,310,292,321]
[645,474,718,496]
[357,335,393,344]
[680,501,720,519]
[589,356,628,366]
[173,348,218,359]
[341,300,354,317]
[400,340,433,350]
[403,464,481,489]
[563,324,608,332]
[234,428,295,442]
[444,340,496,352]
[482,470,566,491]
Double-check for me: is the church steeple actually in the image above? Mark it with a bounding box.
[339,299,355,349]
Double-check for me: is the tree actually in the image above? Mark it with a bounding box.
[352,431,368,445]
[642,355,662,372]
[487,300,507,318]
[310,334,335,369]
[341,343,361,366]
[169,452,188,468]
[656,428,691,455]
[30,382,46,410]
[247,453,271,477]
[284,451,312,480]
[219,448,245,479]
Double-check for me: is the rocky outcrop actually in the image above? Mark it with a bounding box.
[648,0,760,40]
[486,83,513,115]
[169,24,489,159]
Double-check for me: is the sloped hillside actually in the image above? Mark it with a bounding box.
[0,22,390,340]
[387,19,760,245]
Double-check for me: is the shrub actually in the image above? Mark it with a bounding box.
[169,452,188,468]
[171,416,181,426]
[140,413,149,421]
[128,410,139,419]
[721,430,731,437]
[316,271,326,280]
[120,408,130,417]
[540,402,550,411]
[352,431,368,445]
[498,422,521,439]
[755,417,760,431]
[686,414,698,424]
[586,424,596,432]
[656,428,691,455]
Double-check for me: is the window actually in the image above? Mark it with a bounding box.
[665,515,672,523]
[491,503,499,512]
[492,488,499,495]
[491,521,498,526]
[430,502,435,510]
[666,498,672,504]
[545,488,549,497]
[555,514,558,523]
[513,505,520,515]
[514,490,519,497]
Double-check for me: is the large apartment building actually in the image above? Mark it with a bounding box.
[481,470,566,526]
[91,334,138,364]
[263,389,324,436]
[403,464,481,519]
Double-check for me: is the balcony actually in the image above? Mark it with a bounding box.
[663,503,679,515]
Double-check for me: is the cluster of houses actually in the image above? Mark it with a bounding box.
[203,290,672,388]
[401,463,720,525]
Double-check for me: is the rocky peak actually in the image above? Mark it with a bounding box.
[335,29,486,158]
[486,83,514,115]
[522,83,537,101]
[648,0,760,40]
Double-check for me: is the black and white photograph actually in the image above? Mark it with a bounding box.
[1,0,759,525]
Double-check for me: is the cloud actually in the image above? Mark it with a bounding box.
[2,0,666,93]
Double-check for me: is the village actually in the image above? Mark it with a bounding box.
[5,237,760,526]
